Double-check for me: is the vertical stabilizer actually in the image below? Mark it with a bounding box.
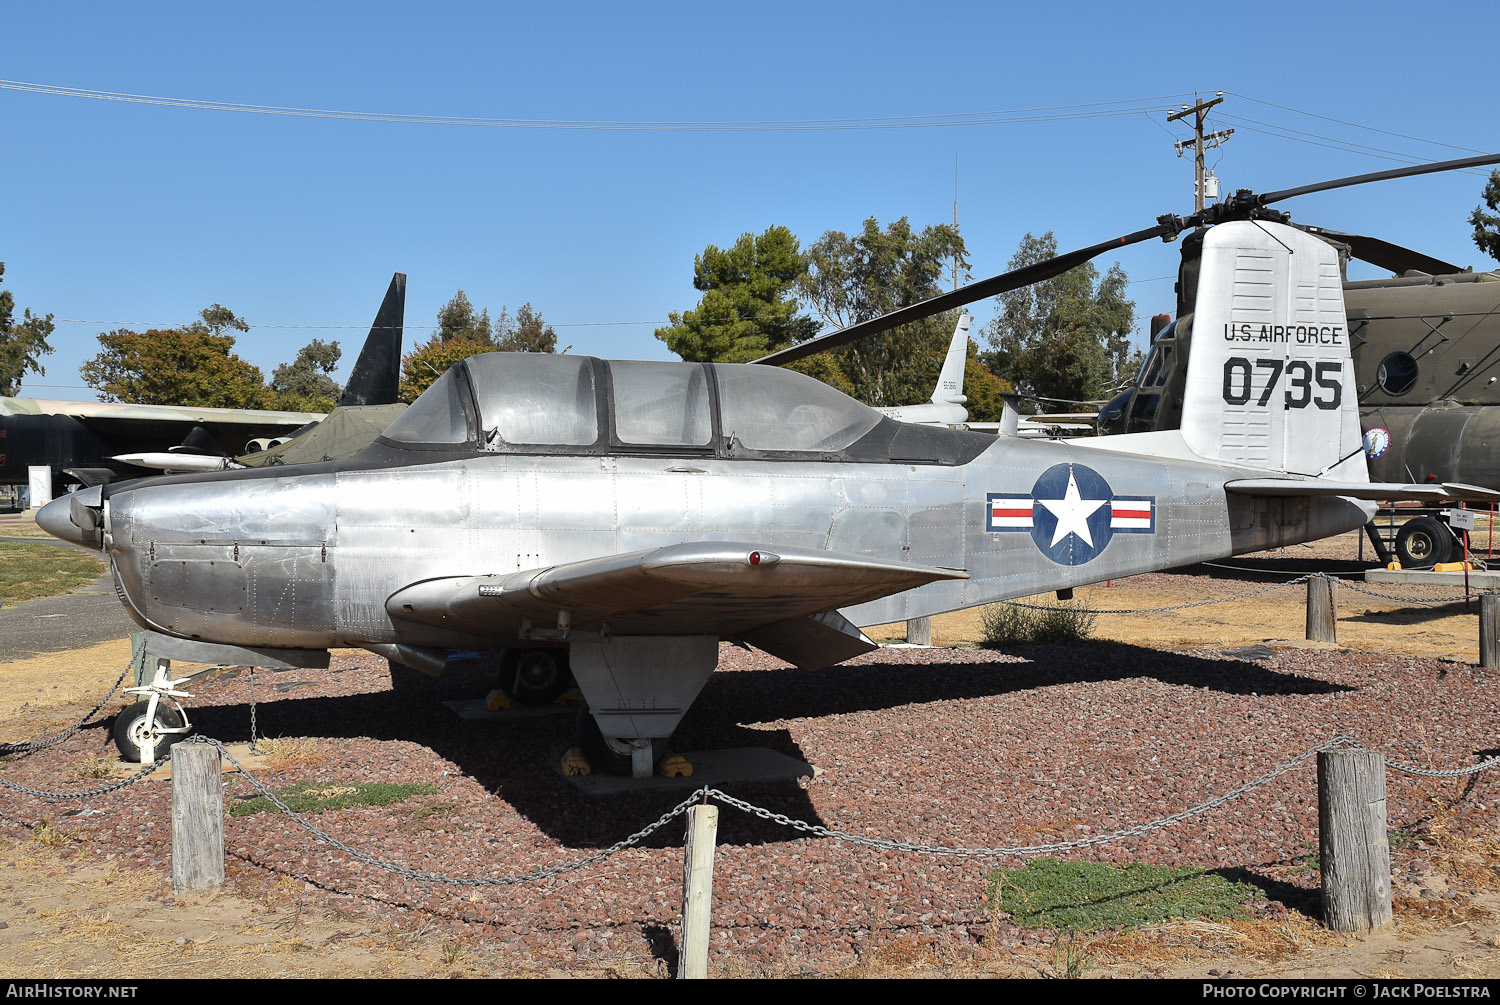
[1180,222,1365,480]
[930,312,971,405]
[340,273,406,406]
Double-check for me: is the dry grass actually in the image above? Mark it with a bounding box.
[71,755,115,780]
[252,736,324,771]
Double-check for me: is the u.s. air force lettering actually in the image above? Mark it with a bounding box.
[986,463,1155,565]
[1223,322,1345,345]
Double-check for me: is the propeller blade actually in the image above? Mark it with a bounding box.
[1255,152,1500,209]
[754,221,1179,367]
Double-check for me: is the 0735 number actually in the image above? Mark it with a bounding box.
[1222,357,1342,410]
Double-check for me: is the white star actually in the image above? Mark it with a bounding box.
[1035,468,1108,548]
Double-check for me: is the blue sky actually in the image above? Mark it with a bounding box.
[6,1,1497,402]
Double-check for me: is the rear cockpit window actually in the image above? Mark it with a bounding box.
[712,364,881,452]
[608,360,712,447]
[381,368,474,445]
[467,353,599,446]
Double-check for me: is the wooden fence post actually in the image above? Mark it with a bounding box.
[171,743,224,894]
[1306,574,1337,643]
[678,804,719,980]
[906,616,932,647]
[1481,593,1500,669]
[1318,748,1392,933]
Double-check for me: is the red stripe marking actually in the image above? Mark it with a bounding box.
[992,507,1033,518]
[1112,508,1151,520]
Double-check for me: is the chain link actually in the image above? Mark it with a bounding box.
[1384,753,1500,778]
[1000,576,1312,615]
[703,736,1359,858]
[248,667,259,754]
[0,639,142,758]
[0,755,170,800]
[1337,579,1479,606]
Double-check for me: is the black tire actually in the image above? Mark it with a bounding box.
[112,700,187,761]
[1395,516,1453,569]
[498,648,571,706]
[573,706,668,777]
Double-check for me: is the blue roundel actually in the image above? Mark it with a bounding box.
[1028,463,1116,565]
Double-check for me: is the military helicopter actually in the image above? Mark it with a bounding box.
[37,154,1500,779]
[1091,169,1500,566]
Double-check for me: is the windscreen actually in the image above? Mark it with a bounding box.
[380,368,473,445]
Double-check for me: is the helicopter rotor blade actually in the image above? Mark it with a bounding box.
[1293,224,1463,277]
[1252,152,1500,209]
[753,220,1181,367]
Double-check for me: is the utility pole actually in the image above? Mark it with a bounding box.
[1167,92,1233,211]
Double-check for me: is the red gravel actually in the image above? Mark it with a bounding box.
[2,620,1497,974]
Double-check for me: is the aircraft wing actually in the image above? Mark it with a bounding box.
[1225,478,1500,504]
[387,542,968,642]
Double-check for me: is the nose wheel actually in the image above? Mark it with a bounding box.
[115,657,195,762]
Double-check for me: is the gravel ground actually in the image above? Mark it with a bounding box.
[2,573,1497,977]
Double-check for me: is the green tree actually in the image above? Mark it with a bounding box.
[0,263,55,397]
[656,226,819,363]
[495,302,557,353]
[399,334,493,402]
[983,232,1139,405]
[1472,169,1500,263]
[270,338,343,412]
[81,317,271,409]
[435,290,494,345]
[797,217,970,407]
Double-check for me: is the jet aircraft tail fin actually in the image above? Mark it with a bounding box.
[1178,220,1366,481]
[340,272,406,406]
[929,312,971,405]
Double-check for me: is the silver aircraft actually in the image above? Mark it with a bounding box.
[38,216,1500,777]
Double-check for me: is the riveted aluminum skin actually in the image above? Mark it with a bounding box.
[100,433,1369,651]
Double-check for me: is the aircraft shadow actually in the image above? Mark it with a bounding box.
[179,642,1348,845]
[1341,604,1476,626]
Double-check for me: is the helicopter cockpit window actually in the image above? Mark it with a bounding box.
[712,364,881,452]
[608,361,712,447]
[380,367,474,445]
[466,353,599,446]
[1377,351,1419,396]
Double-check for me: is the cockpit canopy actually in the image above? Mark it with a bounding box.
[381,353,885,457]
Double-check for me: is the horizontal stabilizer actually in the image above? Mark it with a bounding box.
[1226,478,1500,504]
[387,542,967,639]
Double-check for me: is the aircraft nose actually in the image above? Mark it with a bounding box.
[35,486,104,550]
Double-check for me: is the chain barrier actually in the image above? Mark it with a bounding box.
[187,736,699,887]
[0,755,170,800]
[1000,575,1312,615]
[701,735,1358,858]
[0,638,142,758]
[1384,753,1500,778]
[1336,579,1480,606]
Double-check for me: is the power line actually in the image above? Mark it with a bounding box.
[1226,92,1486,156]
[0,78,1195,131]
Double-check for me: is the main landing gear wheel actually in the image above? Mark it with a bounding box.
[112,701,187,761]
[1395,516,1453,569]
[573,705,669,777]
[499,648,572,706]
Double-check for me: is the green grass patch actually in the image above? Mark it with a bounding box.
[988,858,1261,932]
[229,781,440,817]
[979,600,1097,646]
[0,542,107,606]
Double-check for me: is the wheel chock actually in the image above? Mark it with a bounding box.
[659,754,693,778]
[558,689,583,706]
[561,747,591,776]
[1386,561,1403,571]
[485,689,512,712]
